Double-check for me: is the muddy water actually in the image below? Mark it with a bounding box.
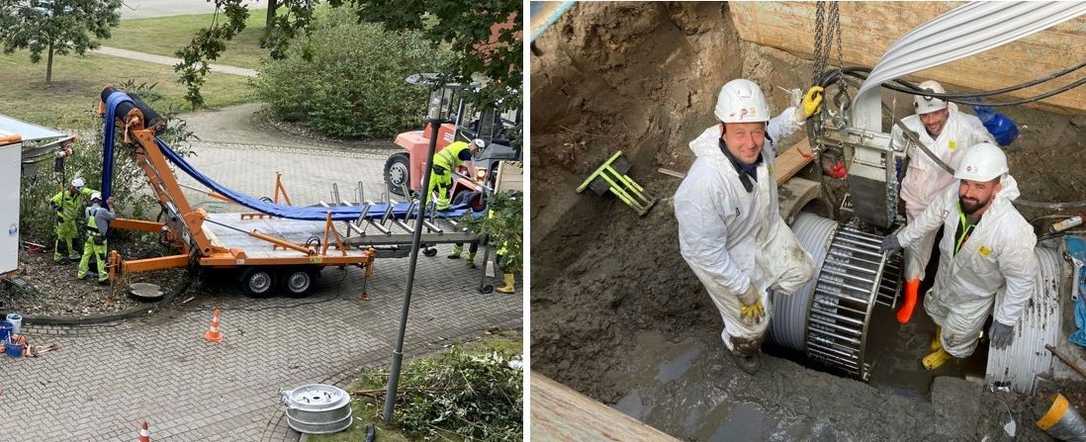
[607,280,1000,441]
[608,327,942,440]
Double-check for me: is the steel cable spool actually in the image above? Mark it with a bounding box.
[775,213,903,381]
[808,225,901,380]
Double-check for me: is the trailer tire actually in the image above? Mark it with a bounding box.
[241,268,276,297]
[385,153,410,196]
[283,269,313,297]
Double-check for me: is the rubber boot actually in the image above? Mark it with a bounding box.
[54,238,68,263]
[922,348,952,370]
[728,348,761,375]
[466,251,477,269]
[447,244,462,259]
[496,273,516,294]
[897,278,921,324]
[930,326,942,352]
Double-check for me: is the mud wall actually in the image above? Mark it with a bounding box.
[530,2,815,400]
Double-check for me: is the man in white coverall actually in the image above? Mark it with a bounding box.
[881,143,1037,370]
[674,79,821,374]
[891,80,995,325]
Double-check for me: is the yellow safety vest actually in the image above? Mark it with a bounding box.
[434,141,471,171]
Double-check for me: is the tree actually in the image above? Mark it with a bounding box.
[0,0,122,83]
[175,0,521,109]
[264,0,279,39]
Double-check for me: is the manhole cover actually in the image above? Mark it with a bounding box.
[128,283,163,301]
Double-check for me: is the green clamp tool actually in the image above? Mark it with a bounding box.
[577,151,656,216]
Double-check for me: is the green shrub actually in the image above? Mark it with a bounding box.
[365,346,522,441]
[254,9,453,139]
[19,80,196,243]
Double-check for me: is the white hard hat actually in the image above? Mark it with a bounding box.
[472,138,486,149]
[913,80,948,115]
[90,191,102,202]
[714,79,771,123]
[71,177,85,188]
[955,142,1008,182]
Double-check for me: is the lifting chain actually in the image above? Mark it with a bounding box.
[811,2,843,83]
[810,1,845,155]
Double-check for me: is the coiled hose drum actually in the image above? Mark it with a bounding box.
[770,212,903,381]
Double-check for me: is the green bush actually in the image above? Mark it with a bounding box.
[254,9,453,139]
[363,346,523,441]
[19,80,196,243]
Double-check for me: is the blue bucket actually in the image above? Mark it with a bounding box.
[5,341,23,358]
[0,321,12,343]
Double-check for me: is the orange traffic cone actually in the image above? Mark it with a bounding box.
[203,307,223,343]
[138,420,151,442]
[896,278,921,324]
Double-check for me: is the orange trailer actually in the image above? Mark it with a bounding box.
[99,91,375,297]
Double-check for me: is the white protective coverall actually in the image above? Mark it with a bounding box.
[891,104,995,280]
[674,107,815,352]
[894,174,1038,357]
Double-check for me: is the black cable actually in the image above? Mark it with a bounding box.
[837,68,1086,107]
[880,75,1086,107]
[843,60,1086,98]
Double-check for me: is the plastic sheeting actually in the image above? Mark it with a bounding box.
[101,91,469,221]
[771,212,838,351]
[1067,236,1086,347]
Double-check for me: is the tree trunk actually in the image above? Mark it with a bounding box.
[265,0,279,38]
[46,42,54,84]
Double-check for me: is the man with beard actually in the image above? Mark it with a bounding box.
[890,80,994,325]
[880,143,1038,370]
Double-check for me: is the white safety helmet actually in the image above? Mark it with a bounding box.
[89,191,102,202]
[955,142,1008,182]
[913,80,948,115]
[714,79,771,124]
[71,177,85,189]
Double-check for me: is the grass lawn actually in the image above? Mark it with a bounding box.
[108,9,270,70]
[0,50,253,130]
[308,332,522,441]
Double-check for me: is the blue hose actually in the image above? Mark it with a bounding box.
[101,92,468,221]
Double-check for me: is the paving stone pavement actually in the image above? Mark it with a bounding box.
[0,110,522,440]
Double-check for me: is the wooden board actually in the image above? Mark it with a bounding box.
[531,373,680,441]
[729,2,1086,113]
[774,136,814,185]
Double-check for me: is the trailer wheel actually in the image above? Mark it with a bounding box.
[284,269,313,297]
[385,153,410,196]
[241,268,275,297]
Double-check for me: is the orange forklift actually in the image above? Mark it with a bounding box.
[384,73,521,202]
